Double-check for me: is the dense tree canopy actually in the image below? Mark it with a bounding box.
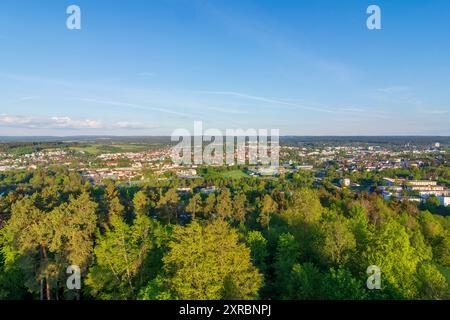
[144,220,263,300]
[0,168,449,300]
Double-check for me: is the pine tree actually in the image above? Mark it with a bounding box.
[203,193,217,219]
[216,188,232,220]
[185,193,202,220]
[156,188,180,224]
[232,192,247,224]
[133,191,151,216]
[3,197,52,299]
[258,195,278,231]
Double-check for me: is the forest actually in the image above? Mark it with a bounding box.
[0,167,449,300]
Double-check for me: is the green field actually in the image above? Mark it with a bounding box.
[70,143,149,155]
[221,170,249,179]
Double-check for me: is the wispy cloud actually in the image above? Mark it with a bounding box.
[0,114,155,130]
[18,96,40,101]
[203,91,338,113]
[416,107,449,115]
[113,121,158,130]
[78,98,192,118]
[5,96,41,104]
[371,85,422,107]
[336,106,367,113]
[199,91,394,121]
[0,114,103,129]
[377,86,411,94]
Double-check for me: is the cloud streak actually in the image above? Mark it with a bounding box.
[78,98,192,118]
[204,91,338,113]
[0,114,155,130]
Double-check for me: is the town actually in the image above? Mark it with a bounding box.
[1,137,449,208]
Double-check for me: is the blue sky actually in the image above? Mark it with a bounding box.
[0,0,449,136]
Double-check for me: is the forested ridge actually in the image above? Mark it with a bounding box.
[0,167,449,300]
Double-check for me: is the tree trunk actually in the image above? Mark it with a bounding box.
[45,275,51,300]
[40,277,44,301]
[55,280,59,301]
[41,245,51,300]
[120,231,134,291]
[39,247,44,300]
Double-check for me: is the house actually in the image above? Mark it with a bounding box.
[296,165,314,170]
[437,196,450,207]
[407,180,438,187]
[177,187,192,194]
[257,167,279,176]
[200,186,220,195]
